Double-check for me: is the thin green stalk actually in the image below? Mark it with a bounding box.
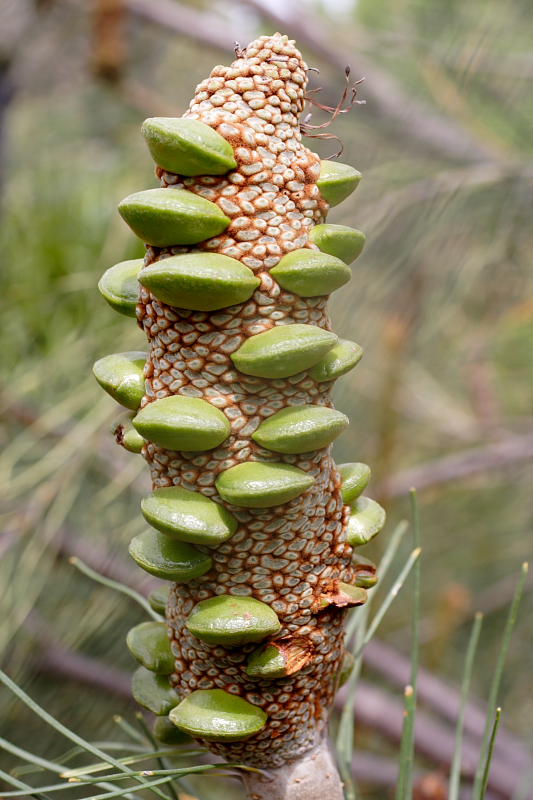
[345,520,408,643]
[0,669,171,800]
[0,767,52,800]
[353,546,421,660]
[0,737,138,800]
[478,708,502,800]
[472,562,528,796]
[395,490,421,800]
[336,520,410,800]
[69,557,161,621]
[62,747,190,778]
[134,713,179,800]
[113,715,151,746]
[396,684,416,800]
[448,612,484,800]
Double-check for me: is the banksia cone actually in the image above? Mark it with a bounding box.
[95,33,386,799]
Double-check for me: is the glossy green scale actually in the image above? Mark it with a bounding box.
[141,117,237,175]
[131,666,179,715]
[141,486,237,546]
[98,258,143,317]
[139,252,259,311]
[186,595,281,646]
[112,413,145,453]
[118,188,230,247]
[317,160,361,207]
[215,461,314,508]
[338,462,371,504]
[252,405,348,454]
[92,352,146,410]
[308,339,363,383]
[270,249,351,297]
[127,622,174,674]
[132,395,230,452]
[153,715,192,745]
[231,323,337,379]
[128,530,212,581]
[309,224,366,264]
[148,584,170,615]
[337,651,355,688]
[170,689,268,742]
[346,496,386,546]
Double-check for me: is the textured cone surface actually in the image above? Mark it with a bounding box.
[215,461,314,508]
[118,188,230,247]
[186,594,281,646]
[133,395,230,451]
[139,253,259,311]
[317,160,361,207]
[126,621,174,674]
[308,338,363,383]
[169,689,268,742]
[142,117,237,176]
[309,224,366,264]
[141,486,237,546]
[98,258,142,317]
[346,496,386,546]
[270,249,351,297]
[129,530,212,581]
[252,405,349,454]
[130,33,369,768]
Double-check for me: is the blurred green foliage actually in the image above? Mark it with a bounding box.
[1,0,532,797]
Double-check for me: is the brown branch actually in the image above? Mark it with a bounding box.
[362,639,530,772]
[336,681,532,798]
[378,431,533,498]
[240,0,495,162]
[125,0,237,53]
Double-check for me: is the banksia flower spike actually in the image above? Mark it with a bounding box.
[95,33,386,800]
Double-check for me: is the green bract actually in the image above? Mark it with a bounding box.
[141,486,237,546]
[112,414,145,453]
[317,160,361,207]
[337,651,355,687]
[252,405,348,454]
[93,352,146,410]
[127,622,174,674]
[309,224,366,264]
[153,715,192,745]
[246,644,287,679]
[231,323,337,379]
[141,117,237,175]
[271,249,351,297]
[354,555,378,589]
[186,595,281,646]
[128,530,212,581]
[308,339,363,383]
[98,258,143,317]
[216,461,314,508]
[346,496,386,546]
[118,188,230,247]
[132,395,230,451]
[139,253,259,311]
[338,462,371,504]
[131,667,179,715]
[169,689,268,742]
[148,584,170,615]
